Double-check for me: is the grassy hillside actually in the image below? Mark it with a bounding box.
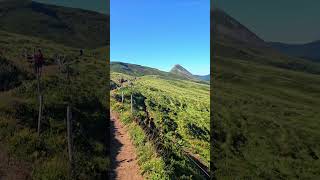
[0,30,109,179]
[212,10,320,179]
[0,0,109,48]
[110,71,210,179]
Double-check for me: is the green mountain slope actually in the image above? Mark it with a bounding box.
[111,61,169,77]
[0,29,109,179]
[110,68,210,179]
[212,9,320,179]
[0,0,109,48]
[213,8,320,75]
[0,29,110,179]
[0,1,109,177]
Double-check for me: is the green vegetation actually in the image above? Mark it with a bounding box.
[212,15,320,178]
[0,0,109,48]
[110,70,210,179]
[0,28,109,179]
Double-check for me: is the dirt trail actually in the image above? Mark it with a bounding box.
[109,112,144,180]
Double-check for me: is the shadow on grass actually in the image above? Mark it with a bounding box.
[109,114,123,180]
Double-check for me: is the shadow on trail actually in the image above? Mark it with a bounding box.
[109,114,123,180]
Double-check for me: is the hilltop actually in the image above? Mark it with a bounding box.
[0,0,109,48]
[170,64,210,81]
[170,64,194,79]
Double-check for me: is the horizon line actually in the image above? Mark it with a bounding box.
[110,60,210,76]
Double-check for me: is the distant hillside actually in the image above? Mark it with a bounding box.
[111,61,170,77]
[212,8,320,75]
[111,62,209,83]
[0,0,109,48]
[194,74,210,81]
[270,41,320,62]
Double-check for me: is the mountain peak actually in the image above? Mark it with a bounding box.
[173,64,186,69]
[170,64,194,79]
[212,8,266,47]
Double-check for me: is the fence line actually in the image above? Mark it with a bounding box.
[120,88,210,179]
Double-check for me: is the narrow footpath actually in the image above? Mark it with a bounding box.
[110,111,144,180]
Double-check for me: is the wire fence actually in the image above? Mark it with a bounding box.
[114,81,211,179]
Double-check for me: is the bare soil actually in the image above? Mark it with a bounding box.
[109,112,144,180]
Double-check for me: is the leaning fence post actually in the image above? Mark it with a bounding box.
[67,105,72,163]
[35,49,43,136]
[66,63,73,164]
[131,94,133,113]
[121,91,124,103]
[37,94,42,136]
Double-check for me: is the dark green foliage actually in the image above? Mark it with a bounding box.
[212,39,320,180]
[0,0,109,48]
[0,57,32,91]
[0,29,109,179]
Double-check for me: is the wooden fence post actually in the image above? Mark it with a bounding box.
[37,94,42,136]
[131,94,133,113]
[67,105,72,163]
[36,49,43,136]
[66,63,73,164]
[121,91,124,103]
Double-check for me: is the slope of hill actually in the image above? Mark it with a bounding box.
[212,9,320,179]
[110,68,210,178]
[111,61,169,77]
[270,41,320,62]
[0,0,109,48]
[0,29,110,179]
[212,8,320,75]
[0,1,110,177]
[212,8,266,48]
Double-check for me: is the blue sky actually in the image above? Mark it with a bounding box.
[111,0,210,75]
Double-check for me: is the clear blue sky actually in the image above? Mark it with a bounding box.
[111,0,210,75]
[215,1,320,44]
